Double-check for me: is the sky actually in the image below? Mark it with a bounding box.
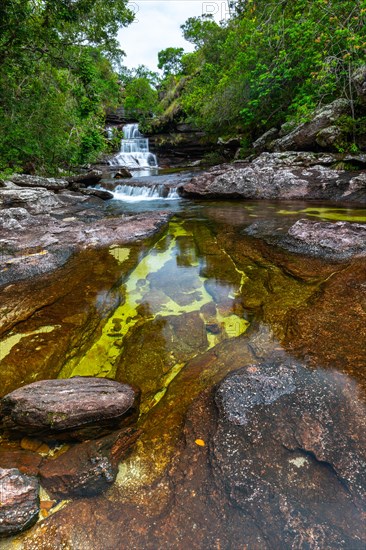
[118,1,229,71]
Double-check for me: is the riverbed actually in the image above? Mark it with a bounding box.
[0,169,366,548]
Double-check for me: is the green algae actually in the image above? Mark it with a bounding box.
[109,246,131,265]
[278,207,366,222]
[59,220,249,383]
[0,326,57,362]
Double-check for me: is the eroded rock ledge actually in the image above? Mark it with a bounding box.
[179,151,366,203]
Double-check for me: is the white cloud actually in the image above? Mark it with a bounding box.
[118,0,228,70]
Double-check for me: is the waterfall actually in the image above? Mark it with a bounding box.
[112,183,179,202]
[109,123,158,169]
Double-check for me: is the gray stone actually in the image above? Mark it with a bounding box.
[252,127,279,151]
[0,188,63,214]
[272,99,351,151]
[0,468,39,537]
[352,65,366,104]
[315,125,342,148]
[9,174,69,191]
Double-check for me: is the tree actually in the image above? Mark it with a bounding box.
[158,47,184,77]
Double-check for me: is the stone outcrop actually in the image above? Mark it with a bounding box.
[271,98,351,151]
[0,468,39,537]
[9,174,69,191]
[244,218,366,260]
[179,151,366,202]
[0,188,64,214]
[353,65,366,104]
[0,377,139,440]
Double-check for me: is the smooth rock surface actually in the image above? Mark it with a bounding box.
[0,468,39,537]
[0,377,139,439]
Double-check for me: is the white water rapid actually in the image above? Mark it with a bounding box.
[109,123,158,169]
[112,183,179,202]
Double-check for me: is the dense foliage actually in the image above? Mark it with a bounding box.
[0,0,133,175]
[137,0,366,151]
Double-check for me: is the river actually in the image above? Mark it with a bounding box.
[0,167,365,548]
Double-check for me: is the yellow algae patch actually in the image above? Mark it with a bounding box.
[195,439,205,447]
[0,326,57,362]
[109,246,130,265]
[278,207,366,223]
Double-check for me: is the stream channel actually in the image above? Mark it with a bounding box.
[0,163,366,548]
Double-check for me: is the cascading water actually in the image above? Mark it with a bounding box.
[112,183,179,202]
[109,123,158,169]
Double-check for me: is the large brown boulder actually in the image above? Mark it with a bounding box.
[0,377,139,440]
[0,468,39,537]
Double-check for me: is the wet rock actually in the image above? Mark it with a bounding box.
[113,169,133,179]
[0,210,170,286]
[0,377,139,440]
[39,428,139,498]
[245,218,366,260]
[0,468,39,537]
[66,170,103,186]
[8,174,69,191]
[0,450,43,476]
[0,188,64,214]
[80,188,114,200]
[272,98,351,151]
[180,151,366,202]
[212,359,366,548]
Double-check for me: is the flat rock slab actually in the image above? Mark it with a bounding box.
[0,468,39,537]
[0,377,139,440]
[245,218,366,260]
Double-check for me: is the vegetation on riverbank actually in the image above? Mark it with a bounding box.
[0,0,133,175]
[126,0,366,155]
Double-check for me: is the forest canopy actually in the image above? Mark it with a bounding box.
[0,0,133,175]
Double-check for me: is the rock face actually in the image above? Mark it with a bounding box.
[0,377,139,439]
[244,218,366,260]
[353,65,366,104]
[212,360,366,548]
[179,151,366,202]
[272,98,351,151]
[66,170,103,187]
[80,188,113,200]
[0,468,39,537]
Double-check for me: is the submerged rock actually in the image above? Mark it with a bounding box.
[0,377,139,440]
[0,468,39,537]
